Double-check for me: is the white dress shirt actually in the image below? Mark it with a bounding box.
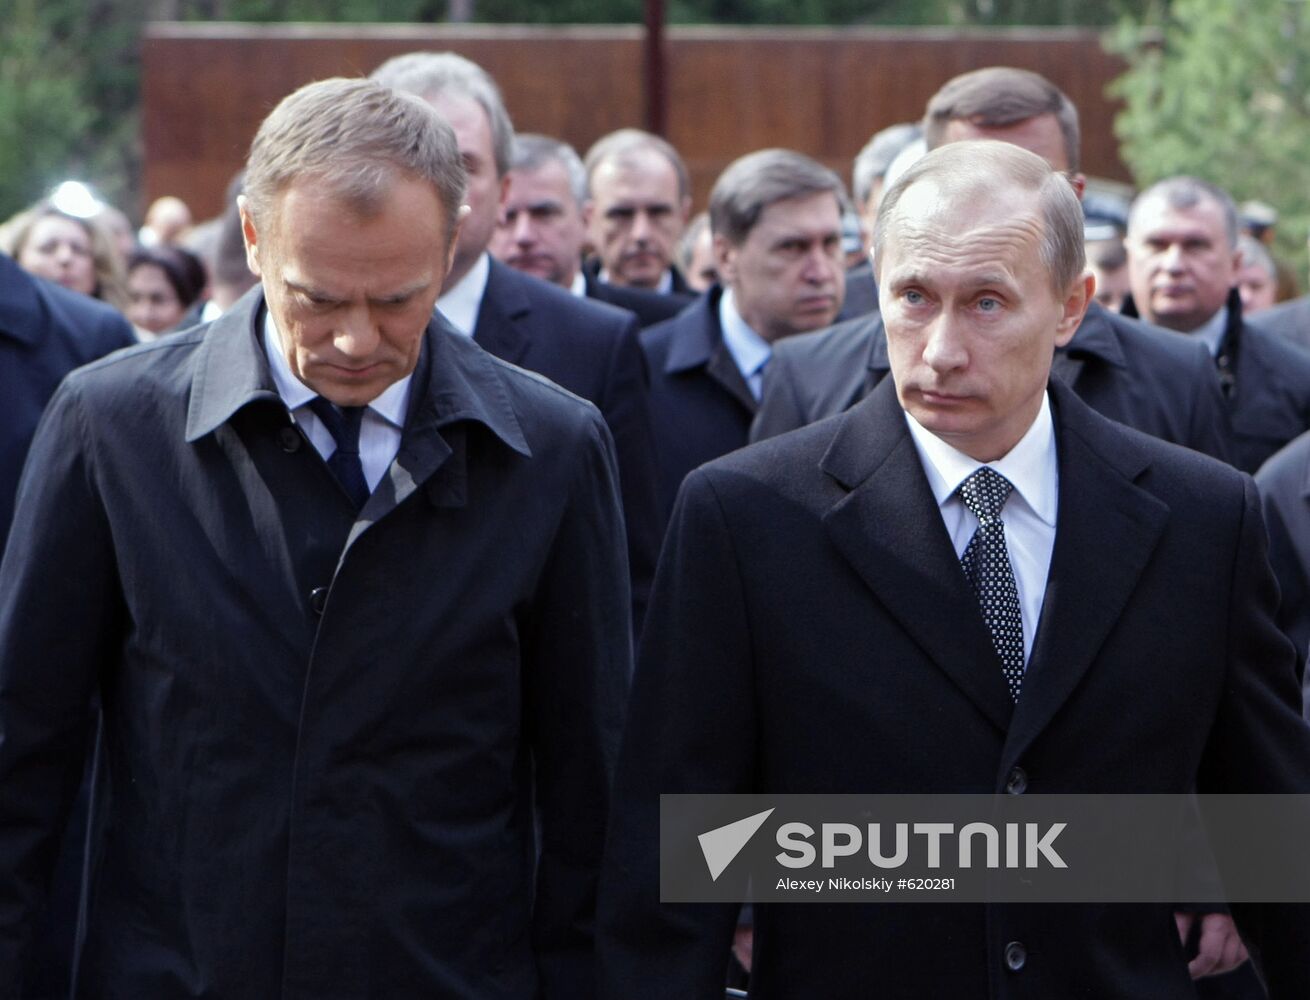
[435,252,490,337]
[569,271,587,298]
[262,312,410,492]
[1190,304,1229,357]
[718,287,773,402]
[904,393,1059,664]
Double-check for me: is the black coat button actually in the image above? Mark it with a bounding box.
[309,586,329,616]
[1005,767,1028,795]
[278,426,302,453]
[1004,940,1027,971]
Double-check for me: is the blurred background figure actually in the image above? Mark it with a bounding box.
[1086,235,1131,312]
[139,195,193,247]
[93,204,138,262]
[676,212,716,293]
[1237,233,1279,316]
[1240,198,1300,303]
[1,201,127,312]
[850,121,921,254]
[125,244,207,339]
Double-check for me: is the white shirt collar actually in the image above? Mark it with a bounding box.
[569,270,587,298]
[261,309,411,429]
[435,252,490,337]
[904,391,1058,529]
[1189,303,1229,357]
[718,287,773,388]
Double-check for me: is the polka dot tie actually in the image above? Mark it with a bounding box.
[958,467,1025,702]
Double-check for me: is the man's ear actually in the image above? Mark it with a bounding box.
[679,194,693,225]
[1068,172,1087,201]
[237,195,263,279]
[712,233,737,286]
[445,205,471,279]
[1055,271,1095,348]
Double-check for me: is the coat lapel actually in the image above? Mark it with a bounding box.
[820,379,1015,734]
[470,259,531,367]
[340,316,531,557]
[665,288,757,415]
[1002,382,1169,763]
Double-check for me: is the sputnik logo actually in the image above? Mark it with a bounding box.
[698,808,775,881]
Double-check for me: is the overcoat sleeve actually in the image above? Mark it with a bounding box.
[525,411,633,1000]
[596,466,752,1000]
[1203,477,1310,995]
[0,376,123,987]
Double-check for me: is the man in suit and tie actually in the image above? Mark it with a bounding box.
[0,77,630,997]
[371,52,661,628]
[489,133,691,328]
[753,67,1234,466]
[1123,176,1310,473]
[598,141,1310,998]
[640,148,847,517]
[583,128,694,295]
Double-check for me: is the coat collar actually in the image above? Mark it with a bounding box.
[184,286,529,460]
[820,377,1016,734]
[0,254,48,346]
[663,285,757,413]
[819,376,1168,746]
[1001,381,1167,765]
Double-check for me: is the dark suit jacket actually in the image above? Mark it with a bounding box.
[1257,429,1310,677]
[0,289,631,998]
[584,257,694,298]
[582,269,694,328]
[1124,289,1310,473]
[834,259,879,322]
[753,301,1235,463]
[473,259,661,627]
[639,286,758,519]
[1252,294,1310,352]
[0,254,134,549]
[598,377,1310,999]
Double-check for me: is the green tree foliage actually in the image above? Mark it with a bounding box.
[1110,0,1310,266]
[0,0,96,219]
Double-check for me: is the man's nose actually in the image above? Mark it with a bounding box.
[922,314,968,372]
[801,245,837,284]
[333,304,381,358]
[630,209,654,244]
[1161,243,1187,271]
[512,211,536,245]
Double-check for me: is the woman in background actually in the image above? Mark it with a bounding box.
[2,201,129,312]
[125,244,207,339]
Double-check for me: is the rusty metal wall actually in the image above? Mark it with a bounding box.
[142,23,1129,218]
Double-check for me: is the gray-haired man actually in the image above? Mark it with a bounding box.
[0,77,630,997]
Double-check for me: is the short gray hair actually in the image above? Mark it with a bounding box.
[584,128,690,201]
[875,140,1086,295]
[244,77,467,239]
[1128,176,1239,249]
[852,123,922,207]
[709,149,846,246]
[923,67,1081,174]
[510,134,587,207]
[371,51,515,177]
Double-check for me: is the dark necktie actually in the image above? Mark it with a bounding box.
[957,467,1025,702]
[307,397,370,510]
